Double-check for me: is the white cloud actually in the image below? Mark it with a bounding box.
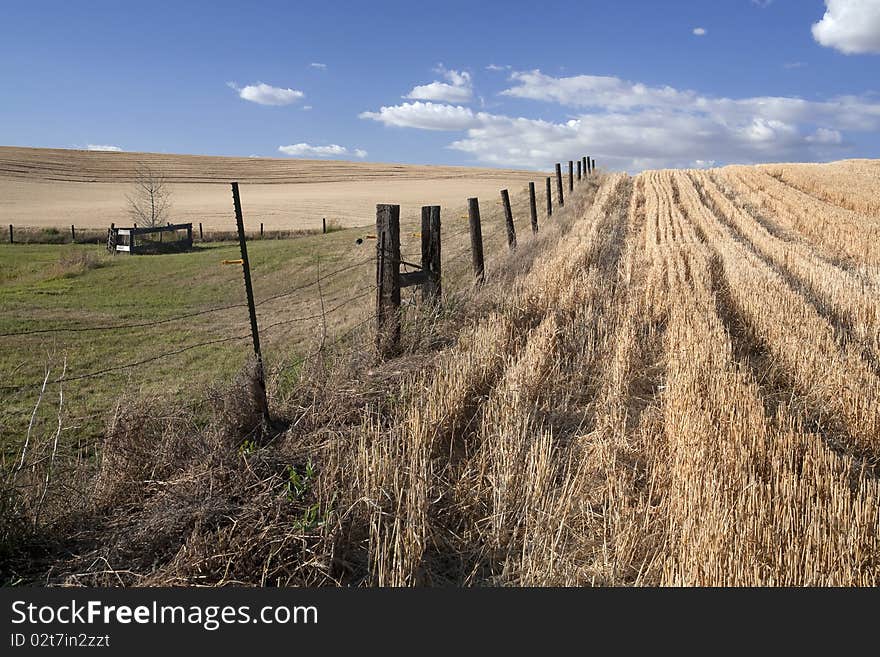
[752,0,773,7]
[86,144,122,151]
[806,127,844,144]
[278,143,367,159]
[302,105,313,111]
[692,27,707,36]
[359,101,480,130]
[405,66,473,103]
[309,62,327,69]
[360,69,880,171]
[486,64,511,71]
[812,0,880,54]
[227,81,304,106]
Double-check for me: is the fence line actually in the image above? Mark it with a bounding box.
[2,157,600,410]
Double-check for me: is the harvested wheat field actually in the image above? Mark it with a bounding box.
[0,146,539,230]
[4,161,880,587]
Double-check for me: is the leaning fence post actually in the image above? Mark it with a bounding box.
[555,163,564,206]
[545,177,552,218]
[376,204,402,356]
[421,205,441,304]
[500,189,517,250]
[568,161,574,192]
[231,181,271,427]
[467,197,485,284]
[528,182,539,234]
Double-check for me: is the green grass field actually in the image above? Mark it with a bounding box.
[0,228,379,449]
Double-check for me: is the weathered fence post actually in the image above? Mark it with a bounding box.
[500,189,517,250]
[556,163,564,206]
[199,222,204,240]
[591,158,596,173]
[231,181,271,427]
[545,177,552,217]
[322,217,327,234]
[421,205,441,304]
[583,156,588,176]
[577,160,582,181]
[528,182,538,234]
[568,160,574,192]
[260,222,264,239]
[376,204,402,356]
[8,225,12,244]
[467,197,485,284]
[70,225,76,242]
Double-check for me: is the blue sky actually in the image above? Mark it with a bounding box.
[1,0,879,171]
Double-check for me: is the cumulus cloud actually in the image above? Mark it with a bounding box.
[405,66,473,103]
[86,144,122,152]
[227,81,304,106]
[812,0,880,54]
[360,69,880,171]
[278,143,367,159]
[692,27,707,36]
[359,101,479,130]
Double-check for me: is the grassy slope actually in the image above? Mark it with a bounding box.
[0,227,374,447]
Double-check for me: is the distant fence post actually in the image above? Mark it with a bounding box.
[591,158,596,173]
[260,222,264,239]
[71,225,76,242]
[231,181,271,428]
[501,189,517,250]
[467,197,485,284]
[376,204,402,357]
[568,161,574,192]
[421,205,441,304]
[528,182,538,234]
[322,217,327,234]
[199,222,204,240]
[545,177,552,217]
[577,160,582,181]
[8,225,12,244]
[555,163,564,206]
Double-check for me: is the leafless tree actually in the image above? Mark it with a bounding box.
[126,164,172,227]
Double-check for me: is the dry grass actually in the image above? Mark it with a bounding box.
[4,160,880,587]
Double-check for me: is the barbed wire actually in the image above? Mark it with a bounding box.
[0,256,374,338]
[0,285,376,392]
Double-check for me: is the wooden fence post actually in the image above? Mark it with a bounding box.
[231,181,271,427]
[467,197,485,284]
[545,177,552,217]
[199,222,204,240]
[70,225,76,242]
[577,160,582,181]
[260,222,264,239]
[528,182,538,234]
[591,158,596,173]
[583,156,588,176]
[376,204,402,356]
[421,205,441,304]
[322,217,327,234]
[556,163,564,206]
[568,160,574,192]
[501,189,517,250]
